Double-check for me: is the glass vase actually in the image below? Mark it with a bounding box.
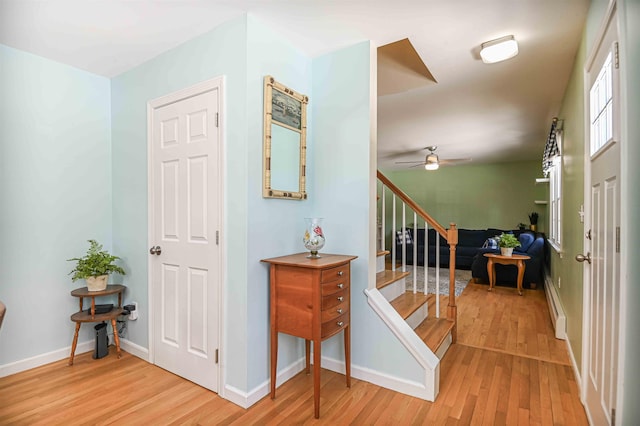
[303,218,325,258]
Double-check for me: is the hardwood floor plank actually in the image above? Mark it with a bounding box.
[0,279,589,425]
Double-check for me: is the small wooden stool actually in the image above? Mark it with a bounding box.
[69,284,126,365]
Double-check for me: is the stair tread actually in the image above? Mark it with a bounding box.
[376,270,410,290]
[390,291,430,320]
[376,250,390,257]
[415,317,455,353]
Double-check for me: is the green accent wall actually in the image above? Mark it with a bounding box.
[380,160,546,244]
[548,21,586,371]
[552,1,640,422]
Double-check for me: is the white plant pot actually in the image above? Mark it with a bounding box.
[86,275,109,292]
[500,247,514,256]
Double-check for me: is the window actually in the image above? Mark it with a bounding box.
[590,51,613,155]
[548,153,562,247]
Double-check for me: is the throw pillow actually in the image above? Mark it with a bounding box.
[482,237,498,249]
[396,229,413,245]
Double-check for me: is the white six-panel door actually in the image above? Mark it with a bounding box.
[148,78,222,392]
[583,6,620,425]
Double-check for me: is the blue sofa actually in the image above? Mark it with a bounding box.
[470,232,545,288]
[394,228,528,270]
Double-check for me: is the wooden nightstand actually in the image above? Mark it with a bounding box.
[261,253,357,419]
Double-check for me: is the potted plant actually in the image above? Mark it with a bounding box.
[529,212,539,232]
[517,222,527,230]
[68,240,126,291]
[497,233,521,256]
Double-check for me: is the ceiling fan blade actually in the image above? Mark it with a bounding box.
[394,160,427,164]
[408,163,427,168]
[439,158,472,165]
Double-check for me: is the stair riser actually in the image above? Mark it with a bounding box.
[376,254,386,274]
[380,278,405,302]
[405,303,428,329]
[434,332,452,359]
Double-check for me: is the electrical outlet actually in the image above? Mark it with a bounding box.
[129,301,138,321]
[558,276,561,289]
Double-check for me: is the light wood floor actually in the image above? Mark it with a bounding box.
[0,282,588,425]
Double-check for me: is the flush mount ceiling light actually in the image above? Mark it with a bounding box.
[480,35,519,64]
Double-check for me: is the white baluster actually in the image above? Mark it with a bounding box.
[413,212,417,294]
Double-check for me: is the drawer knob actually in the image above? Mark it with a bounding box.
[337,283,344,289]
[338,271,344,276]
[337,296,344,302]
[337,321,344,327]
[337,308,343,314]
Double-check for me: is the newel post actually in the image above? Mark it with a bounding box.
[447,223,458,343]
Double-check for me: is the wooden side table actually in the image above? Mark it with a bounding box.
[484,253,531,296]
[69,284,126,365]
[261,252,357,419]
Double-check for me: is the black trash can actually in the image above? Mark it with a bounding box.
[93,322,109,359]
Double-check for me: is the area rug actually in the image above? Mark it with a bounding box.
[403,267,472,296]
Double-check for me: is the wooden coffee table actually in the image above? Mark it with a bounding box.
[484,253,531,296]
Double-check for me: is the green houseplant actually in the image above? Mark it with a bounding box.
[497,233,521,256]
[68,240,126,291]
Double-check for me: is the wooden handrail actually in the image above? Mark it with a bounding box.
[377,171,447,238]
[378,170,458,343]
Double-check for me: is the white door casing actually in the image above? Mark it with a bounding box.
[148,77,223,392]
[582,4,621,425]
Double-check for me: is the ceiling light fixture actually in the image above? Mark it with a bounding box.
[424,153,439,170]
[480,35,518,64]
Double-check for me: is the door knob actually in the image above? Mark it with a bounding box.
[149,245,162,255]
[575,252,591,264]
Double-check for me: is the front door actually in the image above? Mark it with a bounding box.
[148,78,223,392]
[582,5,620,425]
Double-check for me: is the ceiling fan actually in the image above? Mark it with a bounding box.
[394,146,471,170]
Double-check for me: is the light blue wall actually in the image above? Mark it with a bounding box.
[245,15,313,390]
[312,42,423,380]
[0,45,112,364]
[110,17,249,389]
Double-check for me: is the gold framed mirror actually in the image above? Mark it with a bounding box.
[263,75,308,200]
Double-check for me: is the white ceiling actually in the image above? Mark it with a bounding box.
[0,0,589,169]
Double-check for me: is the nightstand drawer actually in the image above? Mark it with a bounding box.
[321,300,349,322]
[321,264,350,283]
[321,278,349,296]
[322,288,349,310]
[321,312,349,337]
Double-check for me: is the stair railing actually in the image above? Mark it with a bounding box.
[377,171,458,341]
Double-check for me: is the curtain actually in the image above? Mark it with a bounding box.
[542,117,560,176]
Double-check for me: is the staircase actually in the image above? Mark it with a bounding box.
[365,171,459,400]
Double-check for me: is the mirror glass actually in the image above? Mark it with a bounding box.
[263,75,308,200]
[270,124,301,192]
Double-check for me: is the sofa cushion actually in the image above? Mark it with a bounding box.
[518,232,535,252]
[458,229,489,247]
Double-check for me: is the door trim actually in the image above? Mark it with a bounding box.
[581,0,625,421]
[146,76,225,395]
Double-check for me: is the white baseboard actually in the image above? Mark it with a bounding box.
[0,340,93,378]
[119,338,149,361]
[223,357,306,409]
[321,353,436,401]
[544,274,567,340]
[566,336,583,399]
[223,348,439,410]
